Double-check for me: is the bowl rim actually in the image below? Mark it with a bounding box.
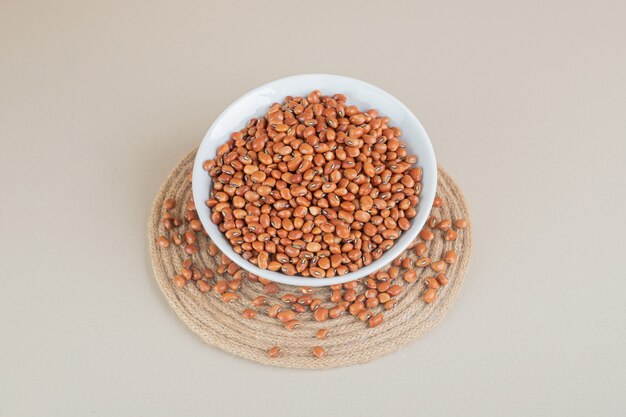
[192,73,436,286]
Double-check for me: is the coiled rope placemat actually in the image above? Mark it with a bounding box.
[148,149,471,369]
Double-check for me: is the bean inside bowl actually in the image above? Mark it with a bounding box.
[192,74,436,286]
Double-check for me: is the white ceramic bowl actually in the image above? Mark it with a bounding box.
[192,74,436,286]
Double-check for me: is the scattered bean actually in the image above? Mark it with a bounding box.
[416,257,431,267]
[403,270,418,283]
[242,308,256,319]
[173,275,186,288]
[268,304,282,318]
[277,310,296,323]
[156,236,169,248]
[419,229,434,241]
[264,283,280,294]
[425,277,440,289]
[284,319,300,331]
[368,313,384,328]
[436,272,449,286]
[423,288,437,304]
[444,250,457,264]
[252,295,267,306]
[316,328,329,339]
[312,346,326,358]
[267,346,281,358]
[221,292,239,303]
[164,198,176,210]
[414,242,428,256]
[314,307,329,322]
[431,260,447,272]
[455,219,468,229]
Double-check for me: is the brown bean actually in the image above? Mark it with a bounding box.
[280,293,297,304]
[336,223,350,239]
[436,272,449,286]
[291,303,306,313]
[414,242,428,256]
[365,297,379,309]
[424,215,435,229]
[317,257,331,269]
[181,268,193,280]
[173,274,186,288]
[196,280,211,292]
[387,285,402,297]
[423,288,437,303]
[416,257,431,267]
[306,242,321,252]
[284,320,300,331]
[349,301,365,315]
[184,244,199,255]
[242,308,256,319]
[312,346,326,358]
[368,313,384,328]
[162,218,174,230]
[363,222,377,237]
[357,309,373,321]
[277,310,296,323]
[444,250,457,264]
[431,260,447,272]
[403,269,418,283]
[268,304,282,318]
[184,231,197,245]
[314,307,329,322]
[425,277,440,289]
[156,236,169,248]
[267,346,281,358]
[309,267,325,278]
[221,292,239,303]
[437,219,452,230]
[189,219,203,232]
[257,251,269,269]
[419,229,434,241]
[329,305,345,319]
[309,298,322,311]
[398,217,410,231]
[214,280,227,294]
[264,283,280,294]
[164,198,176,210]
[343,289,356,302]
[388,266,399,279]
[455,219,468,229]
[252,295,267,306]
[293,295,311,306]
[316,328,329,339]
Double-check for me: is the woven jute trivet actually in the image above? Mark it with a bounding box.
[149,149,471,369]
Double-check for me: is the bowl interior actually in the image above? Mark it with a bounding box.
[192,74,436,286]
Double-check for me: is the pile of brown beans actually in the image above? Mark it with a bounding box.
[203,90,422,278]
[156,173,467,359]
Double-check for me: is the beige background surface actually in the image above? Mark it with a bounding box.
[1,1,625,416]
